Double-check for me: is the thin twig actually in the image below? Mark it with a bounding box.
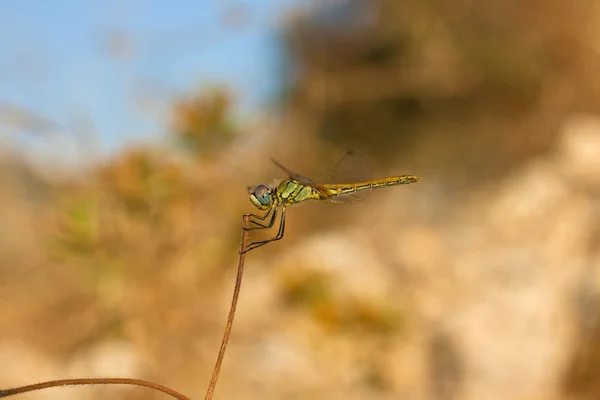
[205,214,250,400]
[0,378,192,399]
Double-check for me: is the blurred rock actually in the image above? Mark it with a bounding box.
[557,114,600,186]
[66,340,142,399]
[66,340,142,378]
[0,341,59,396]
[279,232,395,301]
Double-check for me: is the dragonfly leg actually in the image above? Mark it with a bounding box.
[245,207,278,230]
[243,206,275,229]
[241,207,286,253]
[244,206,274,221]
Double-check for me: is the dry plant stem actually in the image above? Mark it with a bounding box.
[204,215,250,400]
[0,378,192,399]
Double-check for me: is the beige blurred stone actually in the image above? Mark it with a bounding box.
[486,159,570,241]
[395,225,446,276]
[0,341,61,400]
[279,232,395,301]
[66,340,143,399]
[557,114,600,185]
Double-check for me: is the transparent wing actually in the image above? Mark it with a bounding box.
[270,158,314,186]
[268,149,376,203]
[314,149,375,203]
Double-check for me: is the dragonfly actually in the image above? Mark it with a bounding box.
[242,152,419,253]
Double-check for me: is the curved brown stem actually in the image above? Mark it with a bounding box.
[204,214,250,400]
[0,377,191,399]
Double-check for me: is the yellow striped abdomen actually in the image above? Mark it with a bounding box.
[317,175,419,199]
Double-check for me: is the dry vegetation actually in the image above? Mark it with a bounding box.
[2,1,600,399]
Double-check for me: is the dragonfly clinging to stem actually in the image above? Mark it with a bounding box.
[242,152,420,253]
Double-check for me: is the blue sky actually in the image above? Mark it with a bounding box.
[0,0,301,156]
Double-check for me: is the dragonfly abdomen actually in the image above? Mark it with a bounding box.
[320,175,419,198]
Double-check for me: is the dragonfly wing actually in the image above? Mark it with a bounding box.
[270,158,315,186]
[317,187,370,204]
[314,150,354,184]
[313,182,370,204]
[314,150,374,203]
[334,190,369,203]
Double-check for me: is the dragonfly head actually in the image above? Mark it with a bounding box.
[249,184,273,210]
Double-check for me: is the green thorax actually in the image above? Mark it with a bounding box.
[273,178,323,206]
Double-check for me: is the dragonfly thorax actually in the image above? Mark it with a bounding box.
[249,184,273,210]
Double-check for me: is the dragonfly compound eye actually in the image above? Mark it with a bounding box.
[249,184,272,209]
[254,185,271,205]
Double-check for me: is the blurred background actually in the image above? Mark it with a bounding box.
[2,1,600,399]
